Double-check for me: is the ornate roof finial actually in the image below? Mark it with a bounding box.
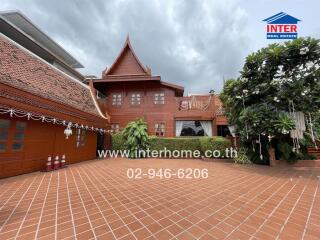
[126,33,130,43]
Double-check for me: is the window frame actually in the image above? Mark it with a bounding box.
[0,119,11,153]
[0,119,27,153]
[131,93,142,106]
[111,93,122,106]
[111,123,120,133]
[154,92,165,105]
[155,122,165,137]
[76,129,86,148]
[12,121,27,152]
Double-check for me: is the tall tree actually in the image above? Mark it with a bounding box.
[221,37,320,164]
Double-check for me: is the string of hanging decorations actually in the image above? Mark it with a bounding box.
[0,106,108,134]
[288,100,318,150]
[249,100,318,159]
[306,112,318,150]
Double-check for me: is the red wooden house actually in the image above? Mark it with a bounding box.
[90,37,228,138]
[0,12,109,178]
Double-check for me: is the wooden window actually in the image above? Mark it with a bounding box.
[112,94,122,106]
[0,119,10,152]
[12,121,27,151]
[155,123,165,136]
[154,92,165,104]
[76,129,86,147]
[131,93,141,105]
[111,123,120,133]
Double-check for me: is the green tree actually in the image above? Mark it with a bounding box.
[221,37,320,164]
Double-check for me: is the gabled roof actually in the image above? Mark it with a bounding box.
[0,33,108,123]
[97,36,184,96]
[263,12,301,24]
[103,36,150,77]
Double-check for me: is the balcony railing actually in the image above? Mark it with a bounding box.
[215,106,225,116]
[176,96,214,111]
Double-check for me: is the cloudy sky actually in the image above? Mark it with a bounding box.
[1,0,319,94]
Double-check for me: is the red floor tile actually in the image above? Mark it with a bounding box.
[0,158,319,239]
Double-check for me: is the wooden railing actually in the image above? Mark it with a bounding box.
[176,96,214,111]
[215,106,225,116]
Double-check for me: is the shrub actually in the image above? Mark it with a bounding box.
[111,132,126,150]
[199,137,232,158]
[148,136,202,156]
[111,133,232,158]
[234,147,252,164]
[277,142,292,161]
[122,118,149,158]
[276,141,313,164]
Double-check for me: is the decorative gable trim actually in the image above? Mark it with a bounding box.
[103,36,149,77]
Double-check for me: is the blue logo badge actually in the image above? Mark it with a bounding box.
[263,12,301,39]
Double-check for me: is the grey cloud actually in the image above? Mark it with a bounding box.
[1,0,251,93]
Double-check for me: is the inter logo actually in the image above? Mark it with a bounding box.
[263,12,301,39]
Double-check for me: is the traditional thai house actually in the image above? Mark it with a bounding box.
[90,37,228,137]
[0,12,109,178]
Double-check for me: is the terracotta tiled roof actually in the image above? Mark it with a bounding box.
[0,34,104,118]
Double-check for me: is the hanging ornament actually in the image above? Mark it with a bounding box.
[242,94,249,140]
[308,113,318,149]
[259,134,263,160]
[289,100,301,153]
[64,122,73,139]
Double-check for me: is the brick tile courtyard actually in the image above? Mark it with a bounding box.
[0,158,319,240]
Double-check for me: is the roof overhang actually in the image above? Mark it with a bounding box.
[0,11,84,69]
[0,83,108,129]
[90,76,184,96]
[91,75,161,83]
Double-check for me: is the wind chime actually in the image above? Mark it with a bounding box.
[306,113,318,149]
[241,93,249,140]
[288,100,307,153]
[252,134,263,160]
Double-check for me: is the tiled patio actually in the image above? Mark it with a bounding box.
[0,158,319,240]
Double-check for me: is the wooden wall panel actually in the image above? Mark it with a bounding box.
[0,115,97,178]
[95,81,222,137]
[216,116,228,125]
